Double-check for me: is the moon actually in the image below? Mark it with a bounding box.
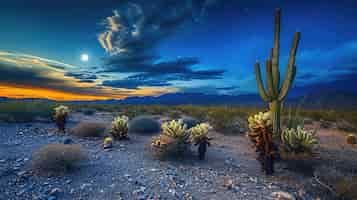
[81,54,89,62]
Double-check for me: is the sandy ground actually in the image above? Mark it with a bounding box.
[0,112,356,200]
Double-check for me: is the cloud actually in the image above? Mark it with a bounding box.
[0,52,175,100]
[97,0,224,89]
[64,71,98,82]
[101,57,224,89]
[294,40,357,87]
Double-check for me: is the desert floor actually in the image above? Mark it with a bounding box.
[0,112,356,200]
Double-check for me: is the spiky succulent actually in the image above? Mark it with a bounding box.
[281,126,318,153]
[104,137,113,144]
[53,105,70,132]
[161,119,188,139]
[54,105,70,119]
[189,123,211,144]
[248,111,272,138]
[110,116,129,139]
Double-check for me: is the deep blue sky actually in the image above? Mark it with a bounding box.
[0,0,356,100]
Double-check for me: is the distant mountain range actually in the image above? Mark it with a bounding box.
[1,91,357,109]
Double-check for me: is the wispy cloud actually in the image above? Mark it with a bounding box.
[97,0,224,90]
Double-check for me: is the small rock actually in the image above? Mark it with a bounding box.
[47,196,56,200]
[63,138,73,144]
[80,183,92,190]
[223,177,234,190]
[48,188,62,196]
[271,191,296,200]
[169,189,177,197]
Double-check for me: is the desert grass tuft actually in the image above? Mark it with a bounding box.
[70,122,106,137]
[32,144,86,175]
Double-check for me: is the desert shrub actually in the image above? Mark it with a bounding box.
[32,144,86,175]
[151,120,190,158]
[208,108,246,134]
[337,120,356,132]
[281,126,318,154]
[81,108,96,116]
[167,110,182,119]
[53,105,70,132]
[314,166,357,199]
[70,122,106,137]
[284,106,305,129]
[182,116,200,129]
[129,115,160,135]
[346,134,357,144]
[110,116,129,140]
[0,101,53,122]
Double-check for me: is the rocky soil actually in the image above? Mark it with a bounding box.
[0,112,356,200]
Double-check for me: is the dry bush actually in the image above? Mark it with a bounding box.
[129,115,160,135]
[70,122,106,137]
[314,165,357,200]
[32,144,86,175]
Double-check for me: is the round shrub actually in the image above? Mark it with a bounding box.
[32,144,86,175]
[181,116,199,129]
[128,115,160,135]
[70,122,106,137]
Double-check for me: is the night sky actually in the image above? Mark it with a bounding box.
[0,0,356,100]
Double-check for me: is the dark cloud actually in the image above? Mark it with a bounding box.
[64,72,97,82]
[101,57,224,89]
[216,86,239,90]
[98,0,224,89]
[102,79,171,89]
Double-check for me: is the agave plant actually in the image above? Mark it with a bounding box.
[53,105,70,133]
[189,123,212,160]
[110,116,129,140]
[247,111,277,175]
[281,126,318,153]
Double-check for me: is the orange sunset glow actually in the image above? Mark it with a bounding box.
[0,84,119,101]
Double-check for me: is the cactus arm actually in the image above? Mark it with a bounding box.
[271,8,281,89]
[254,62,270,101]
[265,59,276,98]
[278,32,300,101]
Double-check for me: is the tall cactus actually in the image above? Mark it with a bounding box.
[254,8,301,138]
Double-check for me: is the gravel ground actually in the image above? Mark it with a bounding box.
[1,112,351,200]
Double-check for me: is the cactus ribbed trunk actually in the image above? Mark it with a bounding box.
[269,100,281,137]
[253,8,300,139]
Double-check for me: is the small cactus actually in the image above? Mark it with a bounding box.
[189,123,212,160]
[281,126,318,153]
[103,137,113,149]
[110,116,129,140]
[53,105,70,133]
[151,120,190,158]
[346,134,357,145]
[247,111,277,175]
[161,119,188,139]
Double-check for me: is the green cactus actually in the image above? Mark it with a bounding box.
[281,126,318,153]
[254,8,301,137]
